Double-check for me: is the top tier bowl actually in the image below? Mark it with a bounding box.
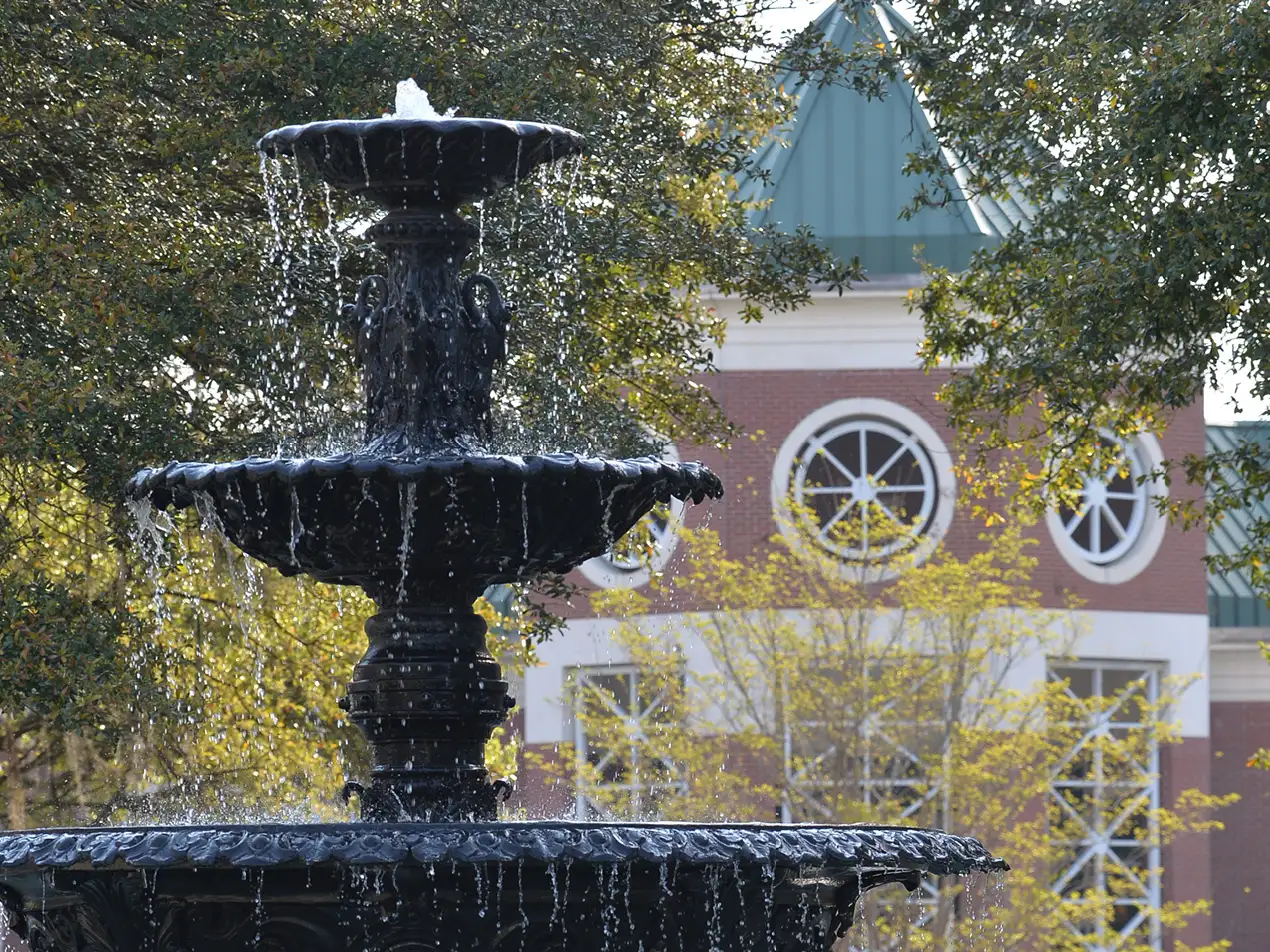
[259,117,587,208]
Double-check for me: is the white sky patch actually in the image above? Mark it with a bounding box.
[755,0,832,42]
[1206,361,1269,424]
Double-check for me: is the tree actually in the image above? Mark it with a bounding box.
[845,1,1270,583]
[0,0,858,823]
[566,523,1232,951]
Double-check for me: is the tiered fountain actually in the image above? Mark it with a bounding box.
[0,98,1005,951]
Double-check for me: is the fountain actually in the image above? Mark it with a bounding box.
[0,100,1006,950]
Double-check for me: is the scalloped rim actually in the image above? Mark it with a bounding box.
[0,821,1007,875]
[257,117,586,155]
[125,454,725,505]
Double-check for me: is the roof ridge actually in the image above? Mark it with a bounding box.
[742,1,1027,274]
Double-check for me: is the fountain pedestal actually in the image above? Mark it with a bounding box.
[341,604,513,822]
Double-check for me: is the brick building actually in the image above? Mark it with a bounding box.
[513,4,1269,949]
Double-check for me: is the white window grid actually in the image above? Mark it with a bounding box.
[570,665,685,820]
[781,665,946,943]
[1048,660,1163,952]
[780,712,940,824]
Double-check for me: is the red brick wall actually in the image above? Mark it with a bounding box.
[522,364,1216,937]
[1210,701,1270,950]
[1162,736,1213,948]
[559,367,1208,618]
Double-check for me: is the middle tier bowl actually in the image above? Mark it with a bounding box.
[127,454,723,600]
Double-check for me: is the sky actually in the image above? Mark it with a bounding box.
[756,0,833,38]
[753,0,1264,425]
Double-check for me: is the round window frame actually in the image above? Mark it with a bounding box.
[1045,431,1167,585]
[771,399,957,581]
[579,444,686,590]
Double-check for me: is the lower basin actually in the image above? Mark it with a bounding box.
[0,822,1004,952]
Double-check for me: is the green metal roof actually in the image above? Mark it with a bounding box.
[742,2,1029,275]
[1207,423,1270,628]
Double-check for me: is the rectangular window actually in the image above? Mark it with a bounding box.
[781,661,945,945]
[1048,660,1163,952]
[781,660,943,825]
[570,665,683,820]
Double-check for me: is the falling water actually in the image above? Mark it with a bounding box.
[396,482,418,605]
[546,862,561,927]
[293,158,313,273]
[358,135,370,188]
[289,487,305,568]
[194,490,263,633]
[252,871,266,948]
[494,863,505,936]
[600,488,616,549]
[519,480,531,564]
[126,496,175,628]
[323,180,343,319]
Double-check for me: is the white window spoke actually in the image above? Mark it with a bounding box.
[816,444,856,481]
[873,498,901,526]
[1065,507,1090,533]
[872,437,913,484]
[1102,506,1128,541]
[816,498,857,541]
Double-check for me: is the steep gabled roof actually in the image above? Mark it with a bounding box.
[1207,423,1270,628]
[742,2,1027,275]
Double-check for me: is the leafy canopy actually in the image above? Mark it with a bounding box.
[867,0,1270,579]
[0,0,860,822]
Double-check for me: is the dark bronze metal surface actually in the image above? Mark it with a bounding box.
[126,115,721,821]
[0,109,1011,951]
[0,822,1006,951]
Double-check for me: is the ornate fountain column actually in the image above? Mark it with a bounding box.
[350,208,509,455]
[126,117,723,826]
[335,204,516,820]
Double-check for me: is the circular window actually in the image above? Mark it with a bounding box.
[1056,436,1148,564]
[580,446,686,589]
[1045,431,1167,585]
[793,418,938,560]
[772,399,956,577]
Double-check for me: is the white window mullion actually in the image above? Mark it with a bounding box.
[1049,660,1163,952]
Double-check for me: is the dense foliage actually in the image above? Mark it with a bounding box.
[863,1,1270,574]
[0,0,858,821]
[566,526,1232,951]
